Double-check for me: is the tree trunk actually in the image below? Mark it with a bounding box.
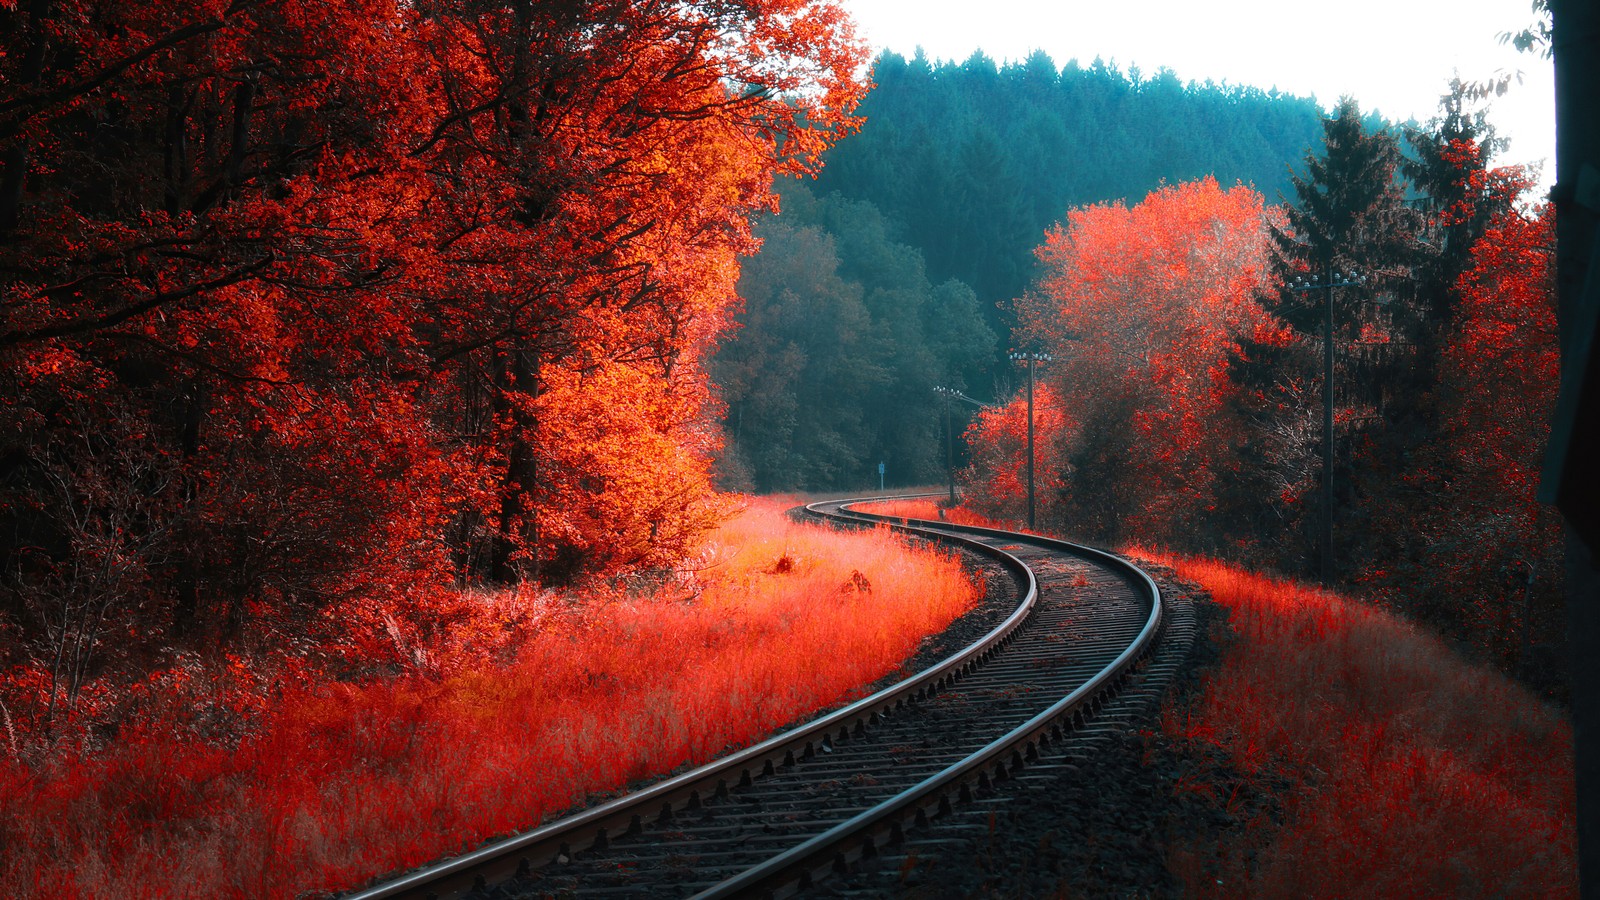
[1549,1,1600,895]
[170,380,207,640]
[493,348,541,584]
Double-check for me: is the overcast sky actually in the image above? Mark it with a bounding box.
[838,0,1554,185]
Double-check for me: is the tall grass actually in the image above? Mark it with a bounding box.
[1134,549,1576,898]
[0,497,979,898]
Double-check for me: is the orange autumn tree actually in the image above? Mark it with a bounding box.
[959,383,1069,525]
[0,0,866,729]
[410,0,868,584]
[1009,178,1279,547]
[1,0,457,679]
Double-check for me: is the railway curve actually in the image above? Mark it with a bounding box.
[343,497,1168,900]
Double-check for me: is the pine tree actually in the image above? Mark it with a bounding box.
[1241,99,1423,579]
[1400,80,1509,409]
[1274,99,1418,299]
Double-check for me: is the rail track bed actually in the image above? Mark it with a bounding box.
[351,499,1171,900]
[820,570,1201,898]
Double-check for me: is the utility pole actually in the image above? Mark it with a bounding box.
[933,386,958,505]
[1288,268,1364,585]
[1008,351,1051,531]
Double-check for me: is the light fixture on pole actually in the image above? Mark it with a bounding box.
[1007,351,1052,531]
[1287,266,1366,586]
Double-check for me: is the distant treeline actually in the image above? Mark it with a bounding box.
[712,183,996,492]
[716,50,1330,492]
[813,49,1331,315]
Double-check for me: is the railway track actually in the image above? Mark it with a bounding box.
[345,497,1169,900]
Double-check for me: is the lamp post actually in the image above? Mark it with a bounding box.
[932,386,992,508]
[1288,266,1366,586]
[1007,351,1052,531]
[932,386,958,505]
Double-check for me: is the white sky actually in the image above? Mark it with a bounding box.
[838,0,1555,187]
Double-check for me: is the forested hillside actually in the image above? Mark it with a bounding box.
[714,50,1330,492]
[711,54,1556,691]
[712,183,994,491]
[814,49,1330,314]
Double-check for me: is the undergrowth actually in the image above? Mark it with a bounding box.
[0,497,979,898]
[1132,548,1576,898]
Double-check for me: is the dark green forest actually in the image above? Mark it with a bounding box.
[711,184,995,492]
[815,50,1331,313]
[715,49,1330,492]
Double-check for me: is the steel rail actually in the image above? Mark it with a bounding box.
[342,498,1040,899]
[682,499,1165,899]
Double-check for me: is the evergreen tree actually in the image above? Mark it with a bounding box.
[1237,99,1423,579]
[1274,99,1418,286]
[1403,79,1507,386]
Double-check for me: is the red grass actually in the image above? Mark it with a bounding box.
[1131,548,1577,898]
[857,497,1011,530]
[0,497,979,898]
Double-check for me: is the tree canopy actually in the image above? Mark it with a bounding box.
[962,95,1560,683]
[0,0,867,709]
[813,49,1329,320]
[713,182,995,492]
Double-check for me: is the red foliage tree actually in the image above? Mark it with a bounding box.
[0,0,866,724]
[2,0,455,685]
[405,0,866,583]
[958,384,1069,525]
[1363,168,1562,667]
[1009,178,1279,546]
[1445,174,1557,513]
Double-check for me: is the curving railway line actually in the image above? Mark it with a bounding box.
[344,497,1180,900]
